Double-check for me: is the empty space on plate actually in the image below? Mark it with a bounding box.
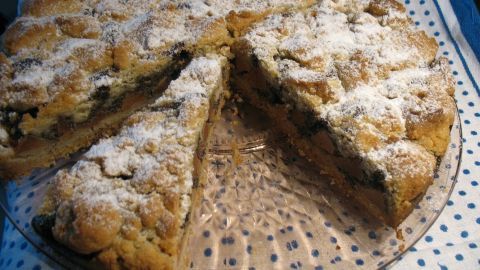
[182,101,462,269]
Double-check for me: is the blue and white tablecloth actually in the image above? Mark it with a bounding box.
[0,0,479,269]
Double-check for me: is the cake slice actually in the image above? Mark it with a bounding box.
[34,54,229,269]
[234,0,455,226]
[0,0,314,179]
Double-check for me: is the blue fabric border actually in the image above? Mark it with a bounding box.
[433,0,480,97]
[450,0,480,62]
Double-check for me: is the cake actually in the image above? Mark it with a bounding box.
[233,0,455,226]
[35,54,229,269]
[0,0,456,268]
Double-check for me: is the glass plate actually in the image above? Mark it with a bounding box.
[0,100,462,270]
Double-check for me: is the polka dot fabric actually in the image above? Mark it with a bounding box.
[0,220,58,270]
[1,0,479,269]
[387,0,480,269]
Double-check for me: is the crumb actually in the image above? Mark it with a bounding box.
[230,140,244,166]
[396,228,404,241]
